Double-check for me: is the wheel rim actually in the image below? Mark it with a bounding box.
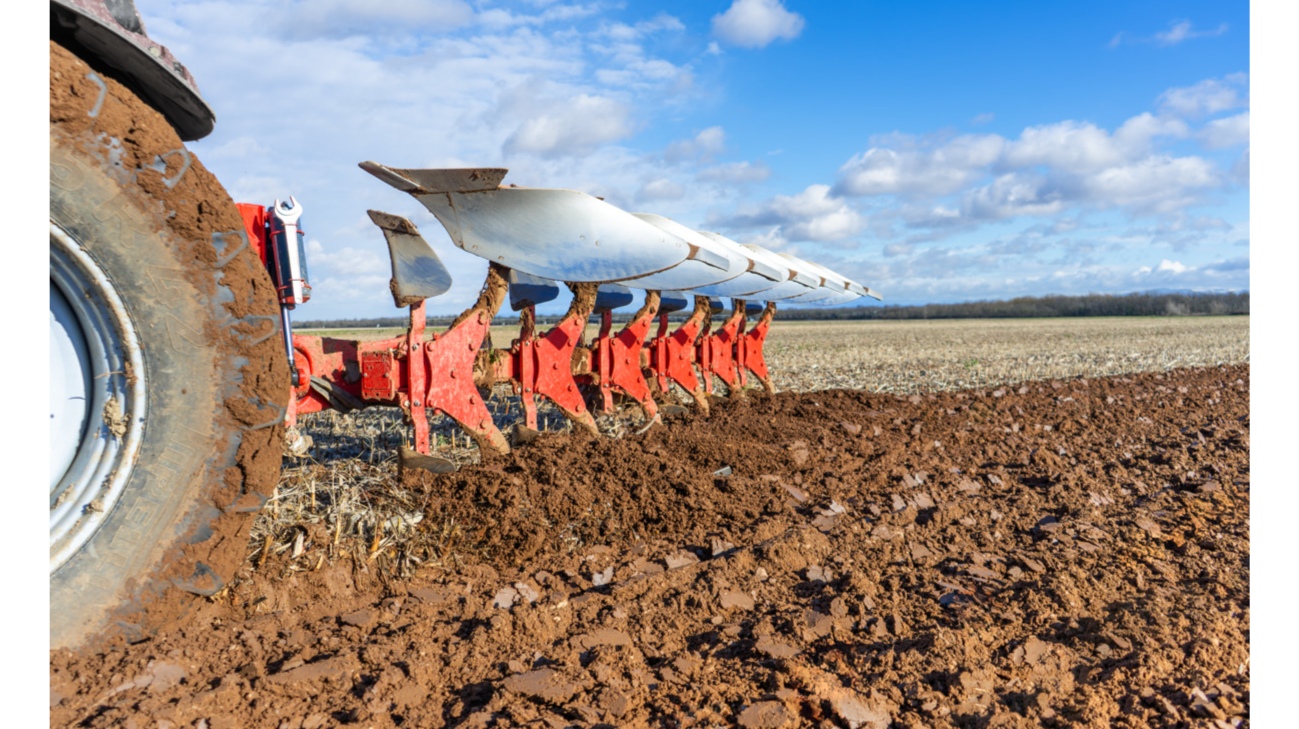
[50,223,147,573]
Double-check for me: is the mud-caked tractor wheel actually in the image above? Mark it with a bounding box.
[49,41,289,650]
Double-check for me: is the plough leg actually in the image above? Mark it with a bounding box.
[592,292,660,421]
[701,298,746,392]
[696,297,715,396]
[741,301,777,394]
[648,295,711,415]
[511,282,600,435]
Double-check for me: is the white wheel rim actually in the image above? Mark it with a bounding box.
[49,223,147,572]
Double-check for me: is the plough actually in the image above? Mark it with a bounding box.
[50,1,885,649]
[238,163,880,470]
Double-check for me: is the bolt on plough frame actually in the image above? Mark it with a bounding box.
[238,163,880,471]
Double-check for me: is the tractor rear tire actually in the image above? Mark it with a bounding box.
[49,41,289,650]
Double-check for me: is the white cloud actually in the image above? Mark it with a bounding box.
[286,0,473,38]
[1080,156,1218,212]
[719,184,863,242]
[962,173,1064,220]
[1158,74,1248,118]
[831,104,1225,228]
[836,134,1005,196]
[665,127,726,163]
[1109,20,1228,49]
[1128,256,1249,291]
[601,13,685,41]
[735,226,791,252]
[1154,20,1228,47]
[636,178,685,201]
[503,93,633,158]
[1004,121,1123,174]
[594,58,692,90]
[1199,112,1250,149]
[696,161,771,183]
[1004,115,1186,175]
[711,0,805,49]
[477,2,602,29]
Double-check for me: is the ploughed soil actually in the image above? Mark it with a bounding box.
[50,365,1251,728]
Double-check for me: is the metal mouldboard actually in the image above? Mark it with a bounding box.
[366,210,453,308]
[689,231,784,299]
[361,162,692,283]
[618,213,747,291]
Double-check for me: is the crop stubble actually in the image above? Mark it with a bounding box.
[49,316,1251,727]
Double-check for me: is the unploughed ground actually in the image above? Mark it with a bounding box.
[50,365,1250,728]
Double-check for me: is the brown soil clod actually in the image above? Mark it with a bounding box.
[50,365,1251,727]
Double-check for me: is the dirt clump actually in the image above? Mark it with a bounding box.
[50,365,1250,727]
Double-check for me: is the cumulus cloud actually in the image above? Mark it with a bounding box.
[962,173,1065,220]
[636,178,686,201]
[503,93,633,158]
[711,0,805,49]
[1198,112,1250,149]
[835,134,1005,197]
[1080,156,1218,212]
[1158,74,1248,118]
[665,127,726,163]
[1004,115,1186,174]
[590,14,693,91]
[718,184,863,242]
[830,101,1226,228]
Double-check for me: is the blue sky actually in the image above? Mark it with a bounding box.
[131,0,1250,320]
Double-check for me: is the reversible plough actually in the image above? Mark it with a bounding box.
[237,163,880,471]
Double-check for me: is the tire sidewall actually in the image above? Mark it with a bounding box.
[50,41,289,650]
[50,137,231,645]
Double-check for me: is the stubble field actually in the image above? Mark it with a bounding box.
[50,315,1250,728]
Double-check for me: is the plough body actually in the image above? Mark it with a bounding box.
[238,165,883,466]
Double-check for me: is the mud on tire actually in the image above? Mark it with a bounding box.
[49,41,289,650]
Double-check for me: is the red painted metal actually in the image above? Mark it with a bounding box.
[361,351,396,400]
[740,302,777,393]
[588,293,660,420]
[701,300,746,391]
[593,310,615,412]
[283,301,509,457]
[235,202,269,267]
[407,303,429,454]
[512,299,599,435]
[647,295,711,414]
[419,306,508,455]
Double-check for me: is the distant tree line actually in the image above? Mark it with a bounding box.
[774,291,1249,321]
[298,290,1248,329]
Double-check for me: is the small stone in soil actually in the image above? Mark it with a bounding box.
[664,549,700,570]
[492,587,518,609]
